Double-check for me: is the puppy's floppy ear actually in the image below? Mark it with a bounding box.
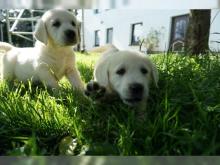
[94,47,119,92]
[34,19,48,45]
[94,58,111,91]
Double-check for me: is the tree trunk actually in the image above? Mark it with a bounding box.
[185,9,211,55]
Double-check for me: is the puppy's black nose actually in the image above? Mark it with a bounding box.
[129,83,144,96]
[65,30,75,39]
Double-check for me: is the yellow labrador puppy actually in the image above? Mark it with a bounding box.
[0,9,84,90]
[86,46,159,118]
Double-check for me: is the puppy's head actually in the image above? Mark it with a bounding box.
[95,51,158,106]
[34,9,81,46]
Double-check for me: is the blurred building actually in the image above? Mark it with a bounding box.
[81,9,220,52]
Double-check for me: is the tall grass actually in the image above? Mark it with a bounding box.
[0,52,220,155]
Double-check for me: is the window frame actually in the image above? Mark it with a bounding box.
[94,9,100,14]
[94,30,100,47]
[169,14,189,49]
[130,22,143,46]
[106,27,113,44]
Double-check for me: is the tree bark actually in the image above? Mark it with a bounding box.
[185,9,211,55]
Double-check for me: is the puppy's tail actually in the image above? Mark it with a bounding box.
[103,44,119,56]
[89,44,119,54]
[103,44,119,54]
[0,42,14,53]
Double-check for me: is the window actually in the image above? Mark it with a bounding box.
[123,0,129,5]
[94,30,100,46]
[94,9,100,14]
[106,28,113,44]
[130,22,143,45]
[170,14,189,50]
[110,0,116,8]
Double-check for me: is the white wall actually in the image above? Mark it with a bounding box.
[120,0,218,9]
[82,9,220,52]
[94,0,218,9]
[209,9,220,51]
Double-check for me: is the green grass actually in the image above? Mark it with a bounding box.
[0,52,220,155]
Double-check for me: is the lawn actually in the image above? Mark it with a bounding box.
[0,52,220,155]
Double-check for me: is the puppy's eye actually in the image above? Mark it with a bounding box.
[116,68,126,75]
[52,20,61,27]
[141,67,148,74]
[71,21,76,26]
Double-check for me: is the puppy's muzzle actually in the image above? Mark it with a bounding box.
[64,29,76,44]
[125,83,144,104]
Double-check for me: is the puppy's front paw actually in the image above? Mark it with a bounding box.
[85,81,106,99]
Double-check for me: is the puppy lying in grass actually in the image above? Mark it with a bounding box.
[85,46,159,120]
[0,9,84,91]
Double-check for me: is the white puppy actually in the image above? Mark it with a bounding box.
[86,46,159,111]
[0,9,84,90]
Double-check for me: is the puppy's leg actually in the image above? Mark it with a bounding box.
[65,67,84,91]
[85,80,106,99]
[37,66,59,89]
[1,62,15,80]
[1,53,16,80]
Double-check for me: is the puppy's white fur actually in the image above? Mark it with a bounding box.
[0,9,84,90]
[94,46,159,108]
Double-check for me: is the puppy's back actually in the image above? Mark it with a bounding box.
[0,42,14,53]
